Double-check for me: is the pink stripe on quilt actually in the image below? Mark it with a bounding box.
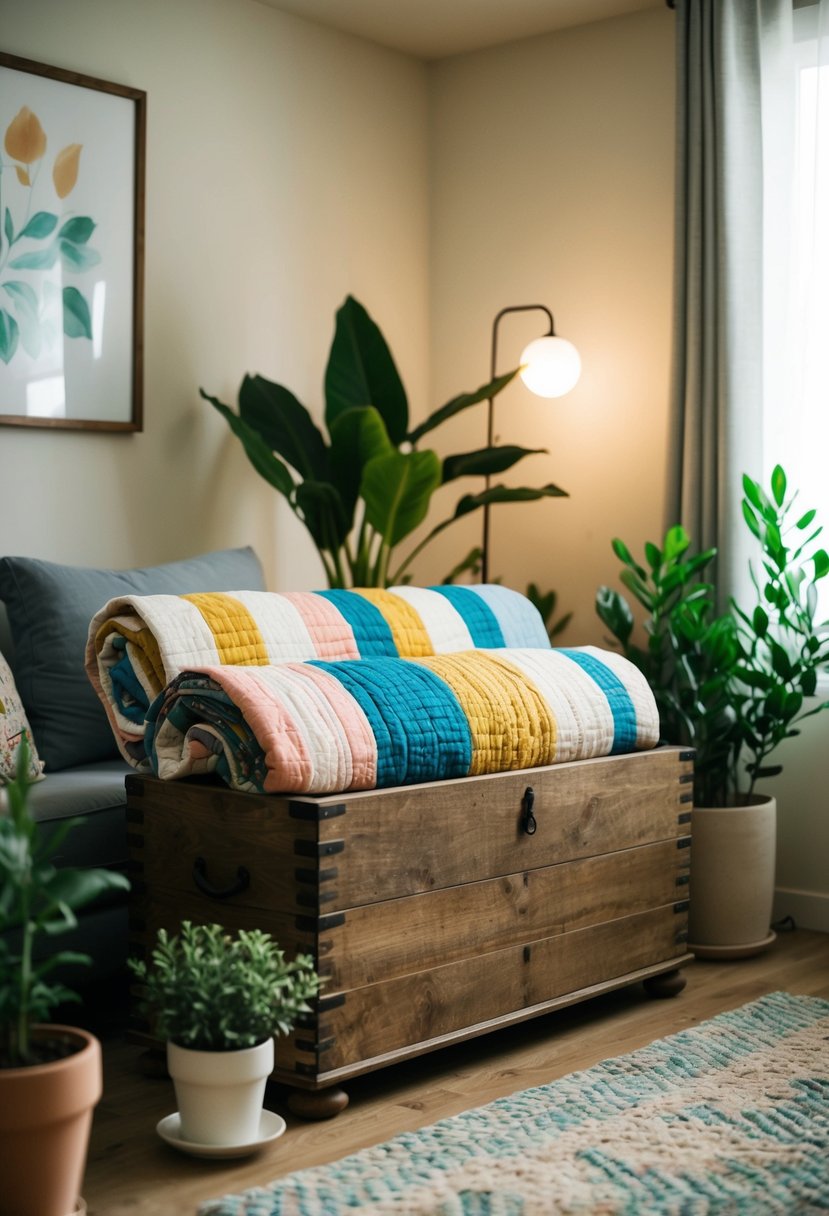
[281,592,361,660]
[206,665,314,793]
[290,663,377,791]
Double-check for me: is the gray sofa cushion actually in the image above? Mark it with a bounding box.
[27,760,132,869]
[0,547,266,771]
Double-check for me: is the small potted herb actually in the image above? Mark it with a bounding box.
[0,738,130,1216]
[129,921,319,1148]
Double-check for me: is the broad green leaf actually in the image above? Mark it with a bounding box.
[742,499,761,538]
[238,374,329,481]
[0,309,20,364]
[663,525,690,560]
[400,482,567,555]
[58,239,101,272]
[20,211,58,240]
[200,389,295,497]
[295,480,351,550]
[814,549,829,579]
[9,245,58,270]
[40,867,129,919]
[796,508,817,530]
[329,405,392,520]
[324,295,408,444]
[361,449,442,546]
[59,216,95,244]
[595,586,634,645]
[442,444,546,483]
[752,605,768,636]
[742,473,765,512]
[3,207,13,248]
[62,286,92,339]
[770,464,787,507]
[407,367,519,445]
[644,541,662,570]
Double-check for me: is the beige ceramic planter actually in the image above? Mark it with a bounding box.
[689,795,777,958]
[0,1024,102,1216]
[167,1035,275,1146]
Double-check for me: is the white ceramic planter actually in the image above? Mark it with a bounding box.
[167,1037,274,1146]
[689,795,777,959]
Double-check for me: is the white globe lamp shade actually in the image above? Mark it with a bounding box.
[519,335,581,398]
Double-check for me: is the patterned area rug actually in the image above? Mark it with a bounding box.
[199,992,829,1215]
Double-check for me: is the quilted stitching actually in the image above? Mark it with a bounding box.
[144,648,660,796]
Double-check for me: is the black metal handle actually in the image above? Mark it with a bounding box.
[521,787,537,835]
[192,856,250,900]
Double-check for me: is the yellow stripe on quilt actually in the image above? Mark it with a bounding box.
[417,652,556,775]
[355,589,434,657]
[182,593,270,666]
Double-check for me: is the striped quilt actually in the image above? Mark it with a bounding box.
[146,648,659,795]
[86,585,551,769]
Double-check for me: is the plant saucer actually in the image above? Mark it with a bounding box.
[156,1109,286,1159]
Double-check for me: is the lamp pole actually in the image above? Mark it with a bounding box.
[482,304,556,584]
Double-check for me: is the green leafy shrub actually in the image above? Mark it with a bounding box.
[0,739,130,1067]
[201,295,567,587]
[596,466,829,806]
[129,921,320,1051]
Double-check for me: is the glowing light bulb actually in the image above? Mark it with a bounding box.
[519,335,581,398]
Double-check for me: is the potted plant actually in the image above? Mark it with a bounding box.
[129,920,319,1150]
[596,465,829,956]
[0,738,131,1216]
[201,295,567,588]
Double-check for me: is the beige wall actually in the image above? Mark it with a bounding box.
[1,0,431,591]
[427,8,676,639]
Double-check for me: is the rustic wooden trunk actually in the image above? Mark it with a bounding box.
[127,745,693,1112]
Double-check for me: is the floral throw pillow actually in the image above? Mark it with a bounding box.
[0,652,44,783]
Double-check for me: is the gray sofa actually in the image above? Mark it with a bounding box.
[0,546,266,1001]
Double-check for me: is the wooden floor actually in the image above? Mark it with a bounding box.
[84,927,829,1216]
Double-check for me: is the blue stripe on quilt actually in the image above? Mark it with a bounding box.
[428,585,507,648]
[558,649,638,755]
[310,657,473,787]
[316,589,398,656]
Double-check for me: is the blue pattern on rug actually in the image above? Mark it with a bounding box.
[199,992,829,1215]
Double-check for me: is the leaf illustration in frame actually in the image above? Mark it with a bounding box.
[62,286,92,339]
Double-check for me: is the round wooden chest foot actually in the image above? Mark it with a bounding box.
[286,1085,349,1120]
[643,968,687,999]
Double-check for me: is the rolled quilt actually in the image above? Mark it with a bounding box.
[146,647,659,795]
[85,584,551,768]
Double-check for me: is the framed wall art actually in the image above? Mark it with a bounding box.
[0,53,145,431]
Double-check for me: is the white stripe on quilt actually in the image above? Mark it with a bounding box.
[128,594,222,675]
[387,586,476,653]
[495,647,616,761]
[574,645,660,748]
[225,590,320,664]
[468,585,551,648]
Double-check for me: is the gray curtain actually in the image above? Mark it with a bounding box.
[667,0,789,606]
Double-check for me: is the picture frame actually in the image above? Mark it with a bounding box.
[0,53,145,432]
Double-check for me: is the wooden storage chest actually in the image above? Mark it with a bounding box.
[127,745,693,1113]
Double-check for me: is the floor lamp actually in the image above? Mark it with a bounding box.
[481,304,581,584]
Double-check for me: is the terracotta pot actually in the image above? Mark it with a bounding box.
[167,1036,274,1146]
[0,1024,102,1216]
[689,795,777,959]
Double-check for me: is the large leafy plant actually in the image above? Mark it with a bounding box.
[596,466,829,806]
[0,739,130,1067]
[201,295,567,588]
[129,921,320,1051]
